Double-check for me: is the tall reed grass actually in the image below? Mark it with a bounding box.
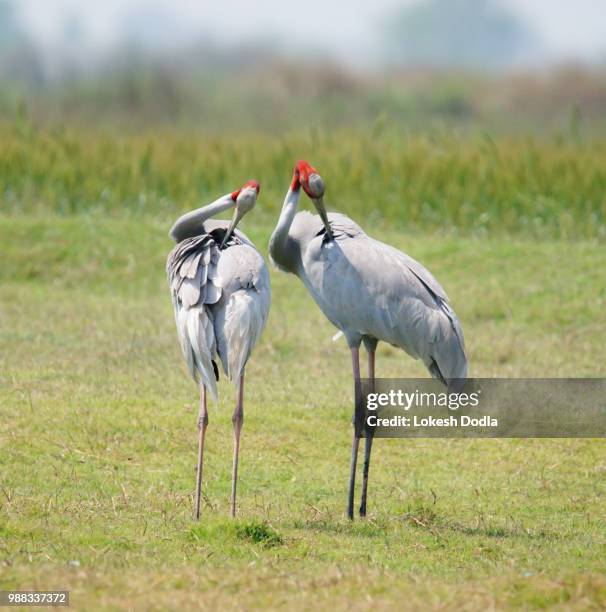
[1,122,604,239]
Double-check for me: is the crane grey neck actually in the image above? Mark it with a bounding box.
[169,194,234,243]
[269,188,301,273]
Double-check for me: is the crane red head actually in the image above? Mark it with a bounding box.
[221,179,261,248]
[231,179,260,201]
[292,160,326,199]
[292,160,332,241]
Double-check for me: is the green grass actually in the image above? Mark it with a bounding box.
[1,123,606,240]
[1,210,605,609]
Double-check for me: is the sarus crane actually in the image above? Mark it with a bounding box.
[269,161,467,519]
[167,180,271,519]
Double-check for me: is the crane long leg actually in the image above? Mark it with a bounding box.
[230,374,245,518]
[347,347,362,520]
[194,384,209,521]
[359,348,375,518]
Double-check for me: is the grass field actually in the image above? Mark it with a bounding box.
[1,129,606,609]
[2,123,605,239]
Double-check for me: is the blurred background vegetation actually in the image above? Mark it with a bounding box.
[0,0,605,238]
[1,0,606,133]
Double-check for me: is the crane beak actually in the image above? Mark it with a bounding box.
[314,196,333,241]
[220,208,243,248]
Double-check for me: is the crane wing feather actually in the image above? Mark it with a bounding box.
[298,220,466,381]
[212,244,271,382]
[167,225,270,396]
[167,234,221,399]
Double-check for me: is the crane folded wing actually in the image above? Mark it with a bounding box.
[166,234,225,400]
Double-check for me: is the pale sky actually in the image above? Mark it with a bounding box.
[15,0,606,67]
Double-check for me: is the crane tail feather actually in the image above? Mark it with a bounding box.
[176,305,218,401]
